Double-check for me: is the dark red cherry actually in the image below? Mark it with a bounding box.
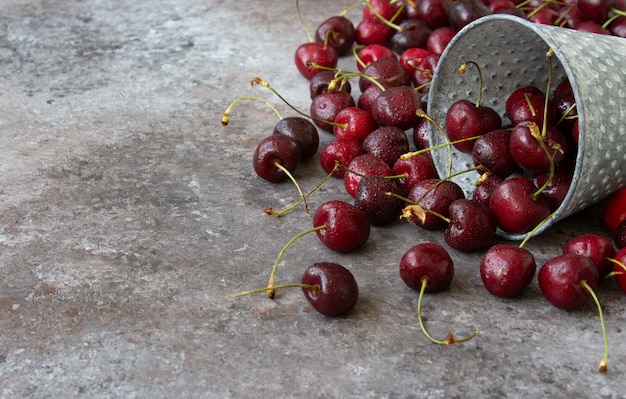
[344,154,393,197]
[505,85,544,120]
[359,57,411,93]
[614,220,626,249]
[412,0,453,28]
[357,84,384,113]
[472,129,518,178]
[371,86,422,130]
[480,244,537,298]
[608,15,626,37]
[562,234,616,278]
[354,175,407,225]
[319,139,364,178]
[470,175,504,207]
[611,247,626,294]
[530,166,573,211]
[362,0,406,22]
[399,47,432,75]
[309,70,352,99]
[253,135,301,183]
[427,27,456,55]
[408,178,465,230]
[310,90,356,132]
[538,253,599,311]
[301,262,359,316]
[576,20,611,34]
[399,242,454,293]
[412,117,432,154]
[507,93,557,126]
[576,0,615,23]
[294,42,338,80]
[273,117,319,161]
[314,15,356,56]
[528,7,560,25]
[355,44,396,72]
[362,126,410,167]
[448,0,492,32]
[389,19,432,54]
[445,199,497,252]
[445,99,502,153]
[313,200,371,252]
[489,176,551,234]
[355,16,395,46]
[509,122,568,173]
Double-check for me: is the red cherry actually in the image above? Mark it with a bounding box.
[538,253,599,311]
[399,242,454,293]
[319,139,364,178]
[310,90,356,132]
[333,106,378,143]
[602,187,626,231]
[344,154,393,197]
[444,199,498,252]
[611,247,626,294]
[392,153,438,193]
[301,262,359,316]
[294,42,338,80]
[480,244,537,297]
[313,200,370,252]
[562,234,616,278]
[489,176,551,234]
[314,15,356,56]
[252,135,301,183]
[355,44,396,72]
[445,99,502,153]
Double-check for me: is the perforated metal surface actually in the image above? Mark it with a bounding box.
[427,15,626,240]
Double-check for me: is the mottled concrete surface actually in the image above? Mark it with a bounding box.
[0,1,625,398]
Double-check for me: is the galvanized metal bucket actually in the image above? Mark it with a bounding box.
[427,14,626,240]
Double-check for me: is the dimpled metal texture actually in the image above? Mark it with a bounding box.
[427,15,626,240]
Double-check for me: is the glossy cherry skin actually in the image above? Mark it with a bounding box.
[538,253,599,311]
[371,86,422,131]
[273,117,319,161]
[445,99,502,153]
[480,244,536,298]
[399,242,454,293]
[319,139,363,178]
[445,199,497,252]
[310,90,355,132]
[252,135,301,183]
[489,176,551,234]
[509,122,568,173]
[389,19,432,54]
[412,0,453,27]
[614,220,626,249]
[355,44,396,72]
[313,200,370,252]
[392,153,438,193]
[294,42,338,80]
[333,106,378,143]
[602,187,626,231]
[362,126,410,167]
[427,27,455,55]
[314,15,356,56]
[472,129,518,178]
[470,175,504,207]
[344,154,393,197]
[354,176,407,225]
[399,47,432,75]
[530,166,573,211]
[507,94,557,127]
[359,57,411,93]
[562,234,616,278]
[355,16,395,46]
[408,178,465,230]
[309,70,352,99]
[301,262,359,316]
[576,0,615,23]
[448,0,492,32]
[505,85,544,120]
[362,0,406,22]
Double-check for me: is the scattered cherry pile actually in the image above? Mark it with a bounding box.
[225,0,626,374]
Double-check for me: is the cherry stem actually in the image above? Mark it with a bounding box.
[221,96,283,126]
[296,0,313,42]
[273,161,310,217]
[458,61,483,107]
[400,133,482,161]
[555,102,577,127]
[251,77,343,128]
[266,225,326,298]
[518,209,557,248]
[603,9,626,29]
[580,280,609,376]
[542,49,554,139]
[412,108,453,176]
[363,0,403,31]
[266,161,341,217]
[225,282,318,299]
[417,277,478,345]
[352,45,367,70]
[528,122,559,200]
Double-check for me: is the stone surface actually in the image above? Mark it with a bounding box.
[0,1,625,398]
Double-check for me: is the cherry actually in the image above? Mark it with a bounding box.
[608,15,626,37]
[412,117,431,154]
[614,220,626,249]
[355,16,395,46]
[507,93,557,126]
[448,0,492,32]
[399,242,478,345]
[488,0,516,12]
[314,15,356,56]
[411,0,453,28]
[399,47,432,75]
[310,90,356,132]
[576,20,611,34]
[362,126,410,167]
[509,121,568,173]
[313,200,371,252]
[528,7,560,25]
[370,85,422,130]
[253,135,301,183]
[407,178,465,230]
[410,53,440,94]
[610,247,626,294]
[392,153,438,193]
[301,262,359,316]
[319,138,364,179]
[576,0,615,23]
[344,153,393,197]
[562,234,616,278]
[309,70,352,99]
[445,198,498,252]
[354,44,396,72]
[489,176,551,234]
[294,42,338,80]
[445,98,502,153]
[470,175,504,207]
[602,187,626,231]
[530,166,573,211]
[273,116,319,161]
[480,244,537,297]
[471,129,518,178]
[389,19,432,54]
[333,106,379,143]
[363,0,406,23]
[426,26,456,55]
[357,85,384,113]
[538,253,599,311]
[505,85,544,120]
[354,175,407,225]
[359,56,411,92]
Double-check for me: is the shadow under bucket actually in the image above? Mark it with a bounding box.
[427,14,626,240]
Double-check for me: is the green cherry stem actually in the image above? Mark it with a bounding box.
[296,0,313,42]
[417,277,479,345]
[458,61,484,107]
[580,280,609,376]
[226,282,318,299]
[273,161,310,217]
[221,96,283,126]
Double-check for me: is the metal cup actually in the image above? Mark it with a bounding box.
[427,14,626,240]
